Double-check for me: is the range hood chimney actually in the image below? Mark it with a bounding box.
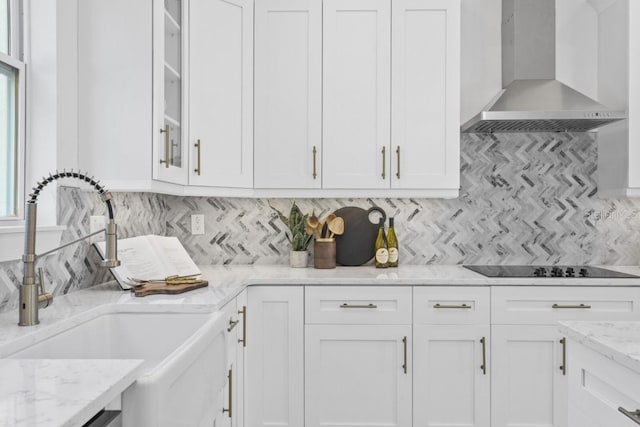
[461,0,626,133]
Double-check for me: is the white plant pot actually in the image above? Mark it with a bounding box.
[289,250,308,268]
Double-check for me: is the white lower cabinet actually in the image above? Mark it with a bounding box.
[234,291,247,427]
[218,290,247,427]
[245,286,304,427]
[413,325,490,427]
[237,285,640,427]
[490,286,640,427]
[491,325,568,427]
[305,324,412,427]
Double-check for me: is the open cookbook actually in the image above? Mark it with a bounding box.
[94,235,200,290]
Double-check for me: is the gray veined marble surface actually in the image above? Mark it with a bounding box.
[0,264,640,426]
[3,132,640,312]
[0,358,143,427]
[559,320,640,375]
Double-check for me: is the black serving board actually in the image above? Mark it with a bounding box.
[334,206,386,266]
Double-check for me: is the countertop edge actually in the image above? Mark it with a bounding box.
[64,359,145,427]
[558,321,640,375]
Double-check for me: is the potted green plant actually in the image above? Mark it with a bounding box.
[269,202,313,267]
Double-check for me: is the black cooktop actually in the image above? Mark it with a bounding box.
[463,265,640,279]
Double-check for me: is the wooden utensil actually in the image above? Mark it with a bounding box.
[323,214,336,238]
[307,212,322,238]
[328,216,344,238]
[305,217,317,236]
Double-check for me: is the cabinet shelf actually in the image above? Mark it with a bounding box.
[164,62,181,79]
[164,115,180,127]
[164,10,181,31]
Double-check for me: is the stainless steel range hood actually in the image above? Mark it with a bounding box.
[461,0,626,133]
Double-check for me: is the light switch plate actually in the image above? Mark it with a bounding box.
[89,215,106,244]
[191,214,205,235]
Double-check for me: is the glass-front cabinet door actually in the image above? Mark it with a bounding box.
[153,0,188,184]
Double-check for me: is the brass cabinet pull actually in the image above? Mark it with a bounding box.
[433,303,471,309]
[480,337,487,375]
[227,318,239,332]
[194,139,201,175]
[619,408,640,425]
[222,368,232,418]
[159,125,170,168]
[381,146,386,179]
[340,303,378,309]
[402,336,408,374]
[559,337,567,375]
[552,303,592,309]
[312,146,317,179]
[396,146,400,179]
[238,306,247,347]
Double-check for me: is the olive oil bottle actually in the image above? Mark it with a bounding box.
[387,217,398,267]
[374,218,389,268]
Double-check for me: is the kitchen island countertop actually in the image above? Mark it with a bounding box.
[559,320,640,374]
[0,358,143,427]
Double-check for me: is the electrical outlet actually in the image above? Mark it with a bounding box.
[90,215,106,244]
[191,214,205,235]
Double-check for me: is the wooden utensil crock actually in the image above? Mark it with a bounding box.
[314,238,336,269]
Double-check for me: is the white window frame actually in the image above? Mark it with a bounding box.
[0,0,25,225]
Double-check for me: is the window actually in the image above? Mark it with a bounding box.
[0,0,24,221]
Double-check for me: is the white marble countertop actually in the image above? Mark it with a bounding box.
[0,358,143,427]
[2,264,640,426]
[559,320,640,374]
[3,264,640,355]
[193,264,640,287]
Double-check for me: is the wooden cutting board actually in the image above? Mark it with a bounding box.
[132,280,209,297]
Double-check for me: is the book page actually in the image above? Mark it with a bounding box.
[148,235,201,277]
[95,235,200,289]
[95,236,169,288]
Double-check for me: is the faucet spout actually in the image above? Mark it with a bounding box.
[19,171,121,326]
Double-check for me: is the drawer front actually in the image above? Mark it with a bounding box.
[413,287,490,324]
[492,287,640,325]
[305,286,412,324]
[568,340,640,427]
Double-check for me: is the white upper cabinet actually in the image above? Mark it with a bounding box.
[153,0,189,185]
[391,0,460,190]
[254,0,322,189]
[189,0,253,188]
[322,0,391,189]
[78,0,460,197]
[77,0,156,191]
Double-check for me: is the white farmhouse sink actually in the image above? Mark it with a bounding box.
[9,309,229,427]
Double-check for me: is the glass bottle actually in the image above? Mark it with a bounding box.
[374,218,389,268]
[387,217,398,267]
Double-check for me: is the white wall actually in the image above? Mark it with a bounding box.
[25,0,59,226]
[56,0,79,174]
[460,0,502,124]
[625,0,640,189]
[556,0,599,99]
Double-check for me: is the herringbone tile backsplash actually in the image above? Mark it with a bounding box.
[1,132,640,311]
